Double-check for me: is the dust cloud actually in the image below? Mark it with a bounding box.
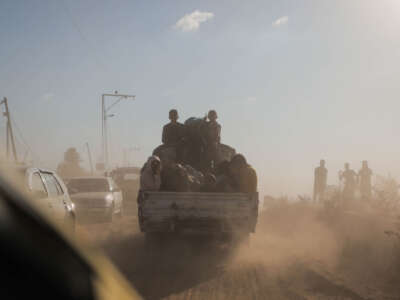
[77,202,400,299]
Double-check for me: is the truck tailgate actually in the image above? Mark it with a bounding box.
[138,192,258,233]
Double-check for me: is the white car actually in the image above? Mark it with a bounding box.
[18,166,76,232]
[67,177,123,222]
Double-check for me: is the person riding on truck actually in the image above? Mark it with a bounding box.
[162,109,186,162]
[204,110,221,171]
[229,154,258,193]
[140,156,162,191]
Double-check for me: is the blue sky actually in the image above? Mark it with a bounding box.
[1,0,400,196]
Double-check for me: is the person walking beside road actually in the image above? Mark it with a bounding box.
[162,109,186,162]
[204,110,221,171]
[358,160,373,201]
[313,160,328,203]
[339,163,357,205]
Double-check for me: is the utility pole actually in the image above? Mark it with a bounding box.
[101,92,135,172]
[86,142,94,175]
[1,97,18,162]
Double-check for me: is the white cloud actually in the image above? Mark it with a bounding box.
[246,97,257,102]
[272,16,289,27]
[174,10,214,32]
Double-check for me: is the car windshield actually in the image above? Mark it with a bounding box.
[67,178,109,193]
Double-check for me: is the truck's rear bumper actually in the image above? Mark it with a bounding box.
[140,218,253,234]
[138,191,259,234]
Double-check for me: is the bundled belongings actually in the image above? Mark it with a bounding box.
[139,110,257,194]
[153,145,177,163]
[161,163,190,192]
[200,173,217,192]
[183,164,204,192]
[229,154,258,193]
[183,117,208,170]
[154,114,236,171]
[140,156,162,191]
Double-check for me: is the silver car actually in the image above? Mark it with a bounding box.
[67,177,123,222]
[19,166,76,232]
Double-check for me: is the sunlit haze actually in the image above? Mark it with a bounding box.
[1,0,400,197]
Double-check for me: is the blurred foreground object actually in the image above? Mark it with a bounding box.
[0,164,141,299]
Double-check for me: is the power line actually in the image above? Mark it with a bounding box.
[58,0,111,74]
[10,116,41,164]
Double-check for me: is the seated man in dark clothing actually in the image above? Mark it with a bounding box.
[229,154,258,193]
[215,160,235,192]
[162,109,186,162]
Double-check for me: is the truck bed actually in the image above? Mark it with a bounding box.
[138,191,258,234]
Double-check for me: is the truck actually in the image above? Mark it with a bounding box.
[139,123,259,245]
[137,191,259,245]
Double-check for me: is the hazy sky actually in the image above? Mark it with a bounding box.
[1,0,400,196]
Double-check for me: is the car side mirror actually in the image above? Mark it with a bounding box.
[31,190,47,199]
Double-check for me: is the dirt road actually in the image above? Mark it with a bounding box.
[77,204,400,299]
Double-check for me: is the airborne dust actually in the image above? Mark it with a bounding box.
[77,198,400,300]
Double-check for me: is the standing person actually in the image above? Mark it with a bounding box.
[162,109,186,162]
[313,160,328,203]
[339,163,357,204]
[358,160,373,201]
[140,156,162,191]
[204,110,221,171]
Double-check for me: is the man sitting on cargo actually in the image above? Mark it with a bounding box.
[162,109,186,162]
[229,154,257,193]
[140,156,162,191]
[215,160,236,192]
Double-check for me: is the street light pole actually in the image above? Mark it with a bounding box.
[101,92,135,173]
[1,97,18,162]
[86,142,94,175]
